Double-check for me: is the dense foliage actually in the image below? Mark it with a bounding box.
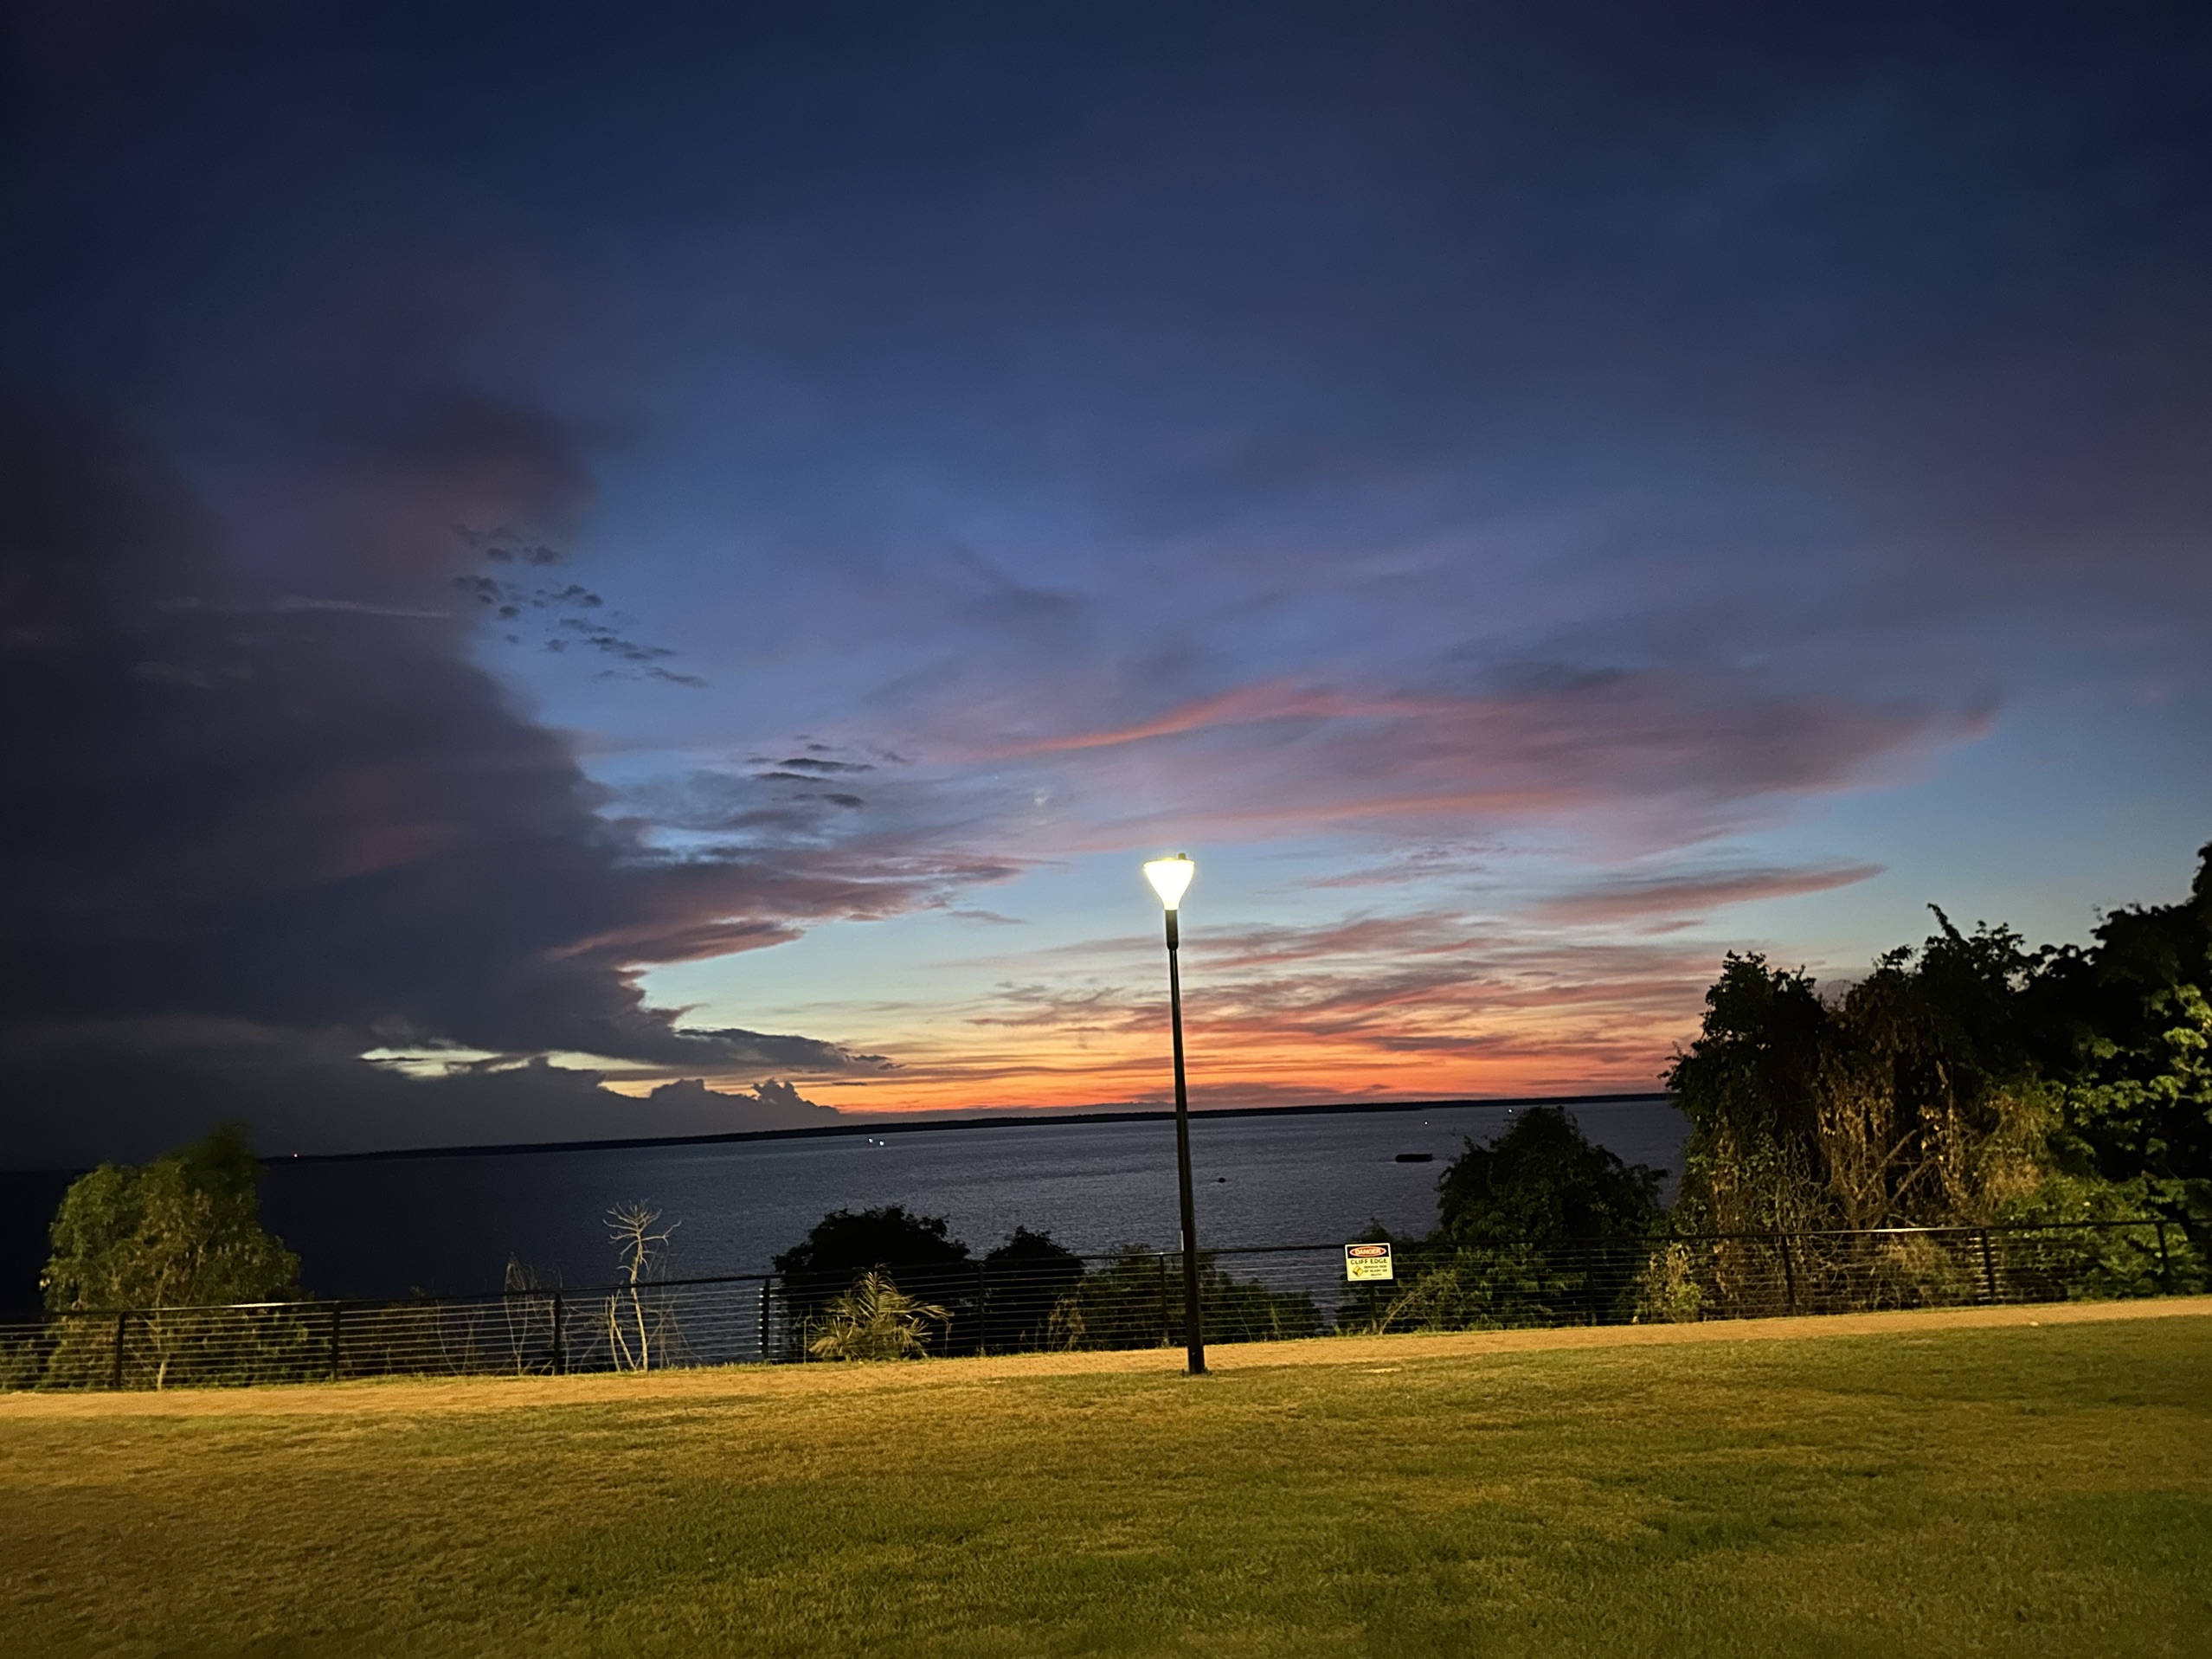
[2030,848,2212,1219]
[805,1271,949,1361]
[979,1225,1086,1349]
[1045,1245,1321,1349]
[770,1205,973,1355]
[1347,843,2211,1334]
[1436,1106,1664,1250]
[768,1208,1317,1358]
[1346,1108,1667,1332]
[35,1125,305,1388]
[1667,841,2211,1254]
[42,1125,299,1315]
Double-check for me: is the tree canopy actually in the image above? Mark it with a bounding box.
[771,1205,970,1286]
[42,1124,299,1315]
[1436,1107,1663,1251]
[1666,839,2212,1240]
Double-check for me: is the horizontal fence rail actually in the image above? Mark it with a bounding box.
[2,1219,2196,1392]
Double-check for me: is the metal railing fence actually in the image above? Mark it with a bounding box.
[1,1218,2194,1392]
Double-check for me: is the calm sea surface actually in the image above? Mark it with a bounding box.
[257,1099,1688,1300]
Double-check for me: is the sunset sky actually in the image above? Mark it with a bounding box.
[4,5,2209,1161]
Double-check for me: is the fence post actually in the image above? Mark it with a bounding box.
[1156,1251,1171,1347]
[1778,1234,1797,1315]
[974,1259,988,1357]
[758,1281,772,1363]
[1977,1230,1998,1303]
[328,1302,344,1380]
[112,1310,128,1391]
[550,1292,566,1375]
[2155,1220,2173,1295]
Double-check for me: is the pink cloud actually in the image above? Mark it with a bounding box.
[1529,860,1884,923]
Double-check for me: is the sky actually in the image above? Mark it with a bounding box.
[3,3,2209,1165]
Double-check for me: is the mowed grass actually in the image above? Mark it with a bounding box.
[2,1315,2208,1656]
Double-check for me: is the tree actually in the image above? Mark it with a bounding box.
[1659,859,2212,1313]
[1399,1108,1667,1328]
[43,1125,299,1315]
[602,1201,678,1371]
[42,1125,302,1388]
[2033,840,2212,1231]
[1664,954,1829,1233]
[1818,913,2050,1229]
[1667,925,2054,1235]
[980,1226,1085,1352]
[772,1206,971,1358]
[1436,1107,1664,1251]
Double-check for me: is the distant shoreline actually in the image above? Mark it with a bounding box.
[255,1091,1676,1168]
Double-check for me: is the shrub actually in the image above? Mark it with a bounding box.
[1045,1247,1319,1350]
[807,1271,948,1361]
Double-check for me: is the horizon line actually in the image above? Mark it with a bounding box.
[247,1090,1675,1170]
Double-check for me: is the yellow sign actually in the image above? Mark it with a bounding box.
[1344,1242,1394,1283]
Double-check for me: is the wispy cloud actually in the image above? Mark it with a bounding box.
[929,667,1976,855]
[1529,861,1884,923]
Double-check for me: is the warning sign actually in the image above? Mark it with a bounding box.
[1344,1242,1394,1283]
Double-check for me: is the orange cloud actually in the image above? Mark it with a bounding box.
[679,912,1711,1116]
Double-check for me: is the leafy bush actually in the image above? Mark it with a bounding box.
[773,1206,972,1358]
[1630,1243,1705,1324]
[979,1227,1085,1352]
[1045,1247,1319,1350]
[1344,1109,1666,1333]
[1343,1243,1635,1334]
[1993,1173,2203,1299]
[807,1271,948,1361]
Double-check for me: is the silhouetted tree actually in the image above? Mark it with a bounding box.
[1411,1108,1665,1325]
[1659,848,2212,1309]
[1668,923,2054,1235]
[1437,1107,1664,1251]
[1663,954,1830,1233]
[772,1206,972,1357]
[980,1226,1084,1351]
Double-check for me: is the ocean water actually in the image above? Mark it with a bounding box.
[257,1099,1688,1300]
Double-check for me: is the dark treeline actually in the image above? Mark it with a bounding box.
[1669,839,2210,1241]
[771,1206,1319,1360]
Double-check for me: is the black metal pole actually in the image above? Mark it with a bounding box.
[1166,907,1206,1375]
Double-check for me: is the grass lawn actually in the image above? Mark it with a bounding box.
[2,1310,2208,1656]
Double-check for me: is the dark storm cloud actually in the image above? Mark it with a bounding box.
[0,415,924,1162]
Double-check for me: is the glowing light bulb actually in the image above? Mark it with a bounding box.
[1142,853,1196,910]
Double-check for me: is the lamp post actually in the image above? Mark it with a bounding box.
[1142,852,1206,1376]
